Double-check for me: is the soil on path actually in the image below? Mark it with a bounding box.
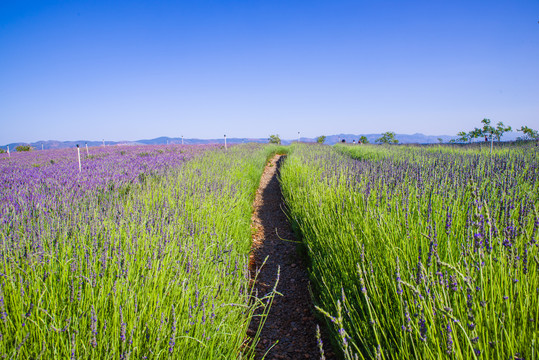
[247,155,336,360]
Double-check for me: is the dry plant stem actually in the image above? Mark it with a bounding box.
[248,155,336,360]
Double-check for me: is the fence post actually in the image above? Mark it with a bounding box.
[76,145,81,173]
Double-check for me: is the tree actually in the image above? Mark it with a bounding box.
[359,135,369,144]
[268,134,281,145]
[15,145,32,152]
[437,138,443,144]
[468,127,483,142]
[517,126,539,140]
[316,135,326,144]
[376,131,398,144]
[0,148,5,154]
[481,118,495,140]
[493,122,512,141]
[456,131,469,143]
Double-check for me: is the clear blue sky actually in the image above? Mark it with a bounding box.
[1,0,538,144]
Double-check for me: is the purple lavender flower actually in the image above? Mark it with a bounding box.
[419,310,427,342]
[445,210,452,235]
[446,321,453,354]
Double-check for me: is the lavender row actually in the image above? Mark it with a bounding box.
[0,144,220,222]
[280,143,538,359]
[0,143,276,358]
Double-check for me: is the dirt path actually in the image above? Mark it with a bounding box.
[247,155,336,360]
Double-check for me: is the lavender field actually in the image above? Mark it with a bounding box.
[281,143,539,359]
[0,144,280,358]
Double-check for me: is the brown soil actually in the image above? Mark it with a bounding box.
[247,155,336,360]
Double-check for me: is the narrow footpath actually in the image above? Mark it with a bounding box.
[247,155,336,360]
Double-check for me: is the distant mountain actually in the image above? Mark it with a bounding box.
[1,132,523,150]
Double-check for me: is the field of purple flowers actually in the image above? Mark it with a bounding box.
[0,144,278,359]
[281,143,539,359]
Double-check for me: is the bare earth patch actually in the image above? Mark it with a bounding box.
[247,155,336,360]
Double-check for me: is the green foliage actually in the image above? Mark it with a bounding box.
[458,119,513,143]
[456,131,469,143]
[0,148,5,154]
[268,134,281,145]
[375,131,398,144]
[481,118,495,138]
[15,145,32,152]
[316,135,326,144]
[517,125,539,140]
[494,121,512,141]
[359,136,369,144]
[467,127,483,141]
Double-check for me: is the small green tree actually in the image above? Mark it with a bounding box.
[481,118,495,140]
[359,136,369,144]
[517,126,539,140]
[15,145,32,152]
[268,134,281,145]
[316,135,326,144]
[437,138,443,144]
[456,131,469,143]
[376,131,398,144]
[0,148,5,154]
[493,122,511,141]
[468,127,483,142]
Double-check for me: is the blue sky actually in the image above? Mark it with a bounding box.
[1,0,538,144]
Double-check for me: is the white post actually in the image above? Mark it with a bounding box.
[181,135,184,145]
[224,135,227,150]
[7,145,10,157]
[76,145,81,173]
[298,131,300,143]
[85,142,89,157]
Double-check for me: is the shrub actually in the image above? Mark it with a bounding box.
[16,145,32,152]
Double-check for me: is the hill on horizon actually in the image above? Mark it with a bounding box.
[1,132,522,151]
